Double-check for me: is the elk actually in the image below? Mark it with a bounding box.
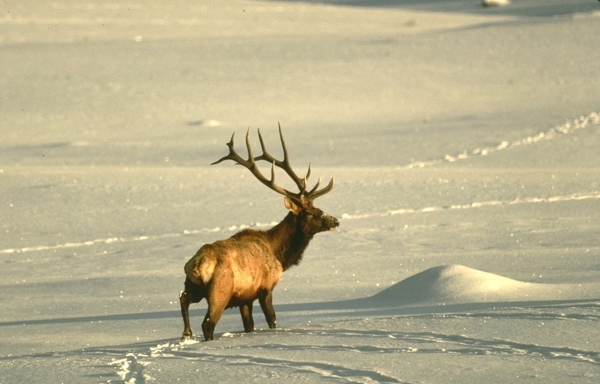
[180,124,339,341]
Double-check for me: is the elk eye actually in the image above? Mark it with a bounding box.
[306,211,313,216]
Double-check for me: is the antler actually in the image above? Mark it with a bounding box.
[211,123,334,204]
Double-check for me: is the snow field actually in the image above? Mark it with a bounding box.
[1,0,600,383]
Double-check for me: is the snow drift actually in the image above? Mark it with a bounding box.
[370,264,594,305]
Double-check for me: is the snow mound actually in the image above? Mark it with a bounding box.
[370,265,572,305]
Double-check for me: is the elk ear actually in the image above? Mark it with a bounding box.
[284,197,302,215]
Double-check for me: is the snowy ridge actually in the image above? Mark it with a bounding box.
[369,265,589,304]
[402,111,600,168]
[342,191,600,220]
[2,191,598,255]
[0,222,277,255]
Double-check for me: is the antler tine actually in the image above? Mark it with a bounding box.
[211,132,240,165]
[305,162,312,181]
[307,176,335,201]
[211,128,302,202]
[255,128,272,163]
[253,124,307,193]
[277,122,290,164]
[244,127,254,161]
[278,124,306,192]
[211,125,334,204]
[277,123,314,193]
[306,176,322,196]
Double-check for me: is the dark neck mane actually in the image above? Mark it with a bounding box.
[267,212,313,270]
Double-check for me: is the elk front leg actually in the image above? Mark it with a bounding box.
[239,302,255,332]
[259,290,276,329]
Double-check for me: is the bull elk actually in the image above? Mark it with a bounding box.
[180,124,339,341]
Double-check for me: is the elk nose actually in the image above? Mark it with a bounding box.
[331,217,340,229]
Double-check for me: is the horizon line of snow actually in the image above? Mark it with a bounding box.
[0,221,278,255]
[0,16,223,26]
[401,111,600,169]
[2,192,598,255]
[341,191,600,220]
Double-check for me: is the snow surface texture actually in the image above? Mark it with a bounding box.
[1,0,600,383]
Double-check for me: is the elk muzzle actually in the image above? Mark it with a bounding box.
[324,213,340,231]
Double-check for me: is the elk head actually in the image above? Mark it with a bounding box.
[211,123,339,234]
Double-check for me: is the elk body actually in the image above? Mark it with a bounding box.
[180,125,339,341]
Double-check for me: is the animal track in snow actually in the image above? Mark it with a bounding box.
[250,336,600,365]
[110,316,599,384]
[133,340,408,383]
[109,353,151,384]
[341,191,600,220]
[402,111,600,169]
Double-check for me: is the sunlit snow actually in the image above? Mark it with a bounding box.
[1,1,599,383]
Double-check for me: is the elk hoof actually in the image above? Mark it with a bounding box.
[181,332,193,342]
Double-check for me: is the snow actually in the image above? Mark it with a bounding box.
[1,0,599,382]
[483,0,511,8]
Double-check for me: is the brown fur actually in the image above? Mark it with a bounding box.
[180,198,338,341]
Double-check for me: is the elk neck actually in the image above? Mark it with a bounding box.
[267,211,313,271]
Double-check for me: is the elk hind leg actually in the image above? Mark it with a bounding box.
[202,280,232,341]
[202,300,228,341]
